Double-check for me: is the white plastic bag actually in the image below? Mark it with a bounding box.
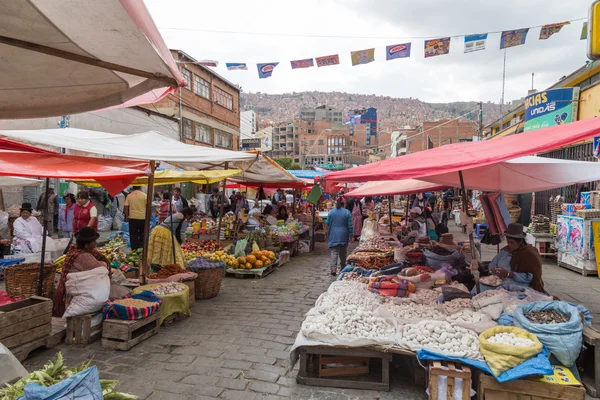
[0,343,28,386]
[63,268,110,318]
[97,215,113,232]
[113,209,125,230]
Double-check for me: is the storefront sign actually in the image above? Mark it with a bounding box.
[241,138,261,149]
[523,87,579,132]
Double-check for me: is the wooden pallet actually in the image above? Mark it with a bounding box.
[428,361,471,400]
[581,325,600,397]
[12,318,66,362]
[225,262,277,279]
[65,312,103,345]
[297,346,392,391]
[0,296,53,350]
[101,312,160,351]
[318,355,370,378]
[477,373,585,400]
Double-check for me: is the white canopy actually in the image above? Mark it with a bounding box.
[0,177,43,187]
[232,153,305,185]
[347,179,447,197]
[0,0,186,119]
[0,128,256,170]
[348,156,600,196]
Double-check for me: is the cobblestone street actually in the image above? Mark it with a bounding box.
[18,227,600,399]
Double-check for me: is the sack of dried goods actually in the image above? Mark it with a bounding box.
[513,301,582,366]
[103,290,162,320]
[479,326,543,376]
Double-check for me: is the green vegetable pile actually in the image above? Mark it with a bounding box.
[124,248,143,267]
[0,353,137,399]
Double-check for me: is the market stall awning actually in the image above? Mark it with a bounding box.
[420,156,600,194]
[73,169,242,187]
[0,0,186,119]
[346,179,448,197]
[324,118,600,183]
[0,129,257,169]
[231,153,307,187]
[0,176,44,187]
[287,170,328,179]
[0,150,147,195]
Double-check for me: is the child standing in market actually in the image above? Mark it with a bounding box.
[327,197,353,276]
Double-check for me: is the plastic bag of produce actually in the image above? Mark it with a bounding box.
[20,365,103,400]
[479,326,543,377]
[423,248,462,270]
[234,237,248,258]
[63,268,110,318]
[513,301,583,366]
[97,215,113,232]
[472,291,510,320]
[360,219,378,243]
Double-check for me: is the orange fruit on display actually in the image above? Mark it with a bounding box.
[247,255,257,264]
[246,262,253,269]
[260,255,268,263]
[255,260,263,268]
[238,256,246,265]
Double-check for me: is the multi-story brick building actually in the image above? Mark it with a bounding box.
[142,49,241,150]
[407,120,478,154]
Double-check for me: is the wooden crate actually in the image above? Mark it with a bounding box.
[428,361,471,400]
[297,346,392,391]
[65,313,103,345]
[12,317,66,362]
[0,296,52,350]
[581,325,600,397]
[477,373,585,400]
[101,312,160,351]
[318,355,370,378]
[182,278,195,307]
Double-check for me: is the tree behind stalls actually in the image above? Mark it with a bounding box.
[274,158,301,170]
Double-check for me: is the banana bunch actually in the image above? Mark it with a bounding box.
[0,353,138,399]
[53,254,66,273]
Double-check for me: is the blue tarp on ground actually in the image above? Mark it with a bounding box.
[417,347,553,383]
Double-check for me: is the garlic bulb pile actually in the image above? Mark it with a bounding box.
[380,302,445,323]
[487,332,537,347]
[302,304,396,340]
[400,320,482,359]
[413,289,440,305]
[316,291,381,314]
[152,282,185,295]
[328,280,366,294]
[442,298,474,315]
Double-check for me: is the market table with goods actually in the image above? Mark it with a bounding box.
[290,233,596,399]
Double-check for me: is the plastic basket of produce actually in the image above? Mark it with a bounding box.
[103,291,162,320]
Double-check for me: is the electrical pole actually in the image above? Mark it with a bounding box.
[479,101,483,140]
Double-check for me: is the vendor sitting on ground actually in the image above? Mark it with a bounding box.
[476,222,545,294]
[147,207,194,267]
[52,227,110,317]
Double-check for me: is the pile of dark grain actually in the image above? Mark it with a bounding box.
[524,310,569,324]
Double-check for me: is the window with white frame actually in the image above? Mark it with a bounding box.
[179,67,191,88]
[214,87,234,110]
[195,123,211,144]
[193,75,210,99]
[215,129,233,149]
[182,118,193,139]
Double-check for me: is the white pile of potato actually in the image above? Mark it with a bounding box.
[316,291,381,314]
[399,320,482,359]
[442,298,474,315]
[446,309,490,324]
[380,302,445,323]
[412,289,440,304]
[487,332,537,347]
[327,280,366,294]
[302,303,396,341]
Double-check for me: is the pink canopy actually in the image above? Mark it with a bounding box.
[324,118,600,183]
[0,0,186,119]
[346,179,448,197]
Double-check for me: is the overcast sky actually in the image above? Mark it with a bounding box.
[146,0,590,104]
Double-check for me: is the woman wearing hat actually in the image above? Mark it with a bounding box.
[480,223,545,293]
[52,227,110,317]
[409,207,427,238]
[12,203,47,254]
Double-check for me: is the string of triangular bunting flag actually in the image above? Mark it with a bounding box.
[177,20,587,79]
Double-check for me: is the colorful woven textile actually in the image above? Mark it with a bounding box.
[103,290,162,320]
[367,276,416,297]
